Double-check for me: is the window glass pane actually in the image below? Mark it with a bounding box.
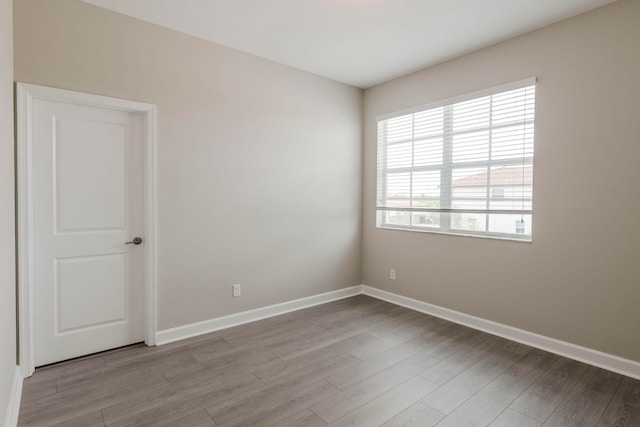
[412,199,440,209]
[489,165,530,187]
[377,82,535,241]
[491,187,505,200]
[488,214,532,235]
[489,197,532,211]
[490,124,534,160]
[452,96,490,132]
[412,171,441,199]
[384,198,411,208]
[492,88,528,125]
[411,212,440,228]
[384,210,410,226]
[414,108,444,138]
[524,122,535,157]
[452,168,487,199]
[413,137,443,166]
[452,130,490,163]
[385,172,410,200]
[449,212,487,232]
[385,115,413,143]
[386,142,412,169]
[451,199,486,210]
[486,165,532,209]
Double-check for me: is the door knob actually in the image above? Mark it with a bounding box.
[125,237,143,245]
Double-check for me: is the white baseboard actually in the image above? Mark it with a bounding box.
[4,367,22,427]
[361,285,640,380]
[155,286,363,345]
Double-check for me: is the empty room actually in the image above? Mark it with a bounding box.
[1,0,639,426]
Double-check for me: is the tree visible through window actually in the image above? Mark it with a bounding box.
[376,79,536,241]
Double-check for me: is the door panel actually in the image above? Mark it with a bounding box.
[55,254,127,332]
[33,98,144,366]
[55,117,127,232]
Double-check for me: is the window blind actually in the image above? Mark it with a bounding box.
[376,79,536,241]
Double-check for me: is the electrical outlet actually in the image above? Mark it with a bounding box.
[390,269,396,280]
[232,283,241,297]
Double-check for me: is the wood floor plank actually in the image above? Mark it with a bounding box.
[542,367,624,426]
[419,333,507,385]
[190,338,264,363]
[279,410,327,427]
[55,349,197,394]
[20,375,57,403]
[98,339,209,371]
[101,372,262,425]
[325,338,432,390]
[18,374,170,426]
[363,308,440,339]
[273,327,377,361]
[258,325,334,357]
[312,352,439,423]
[314,307,396,332]
[53,410,105,427]
[28,354,106,384]
[158,409,216,427]
[349,316,449,360]
[163,345,278,387]
[253,332,375,383]
[421,326,483,360]
[326,376,439,427]
[108,327,243,365]
[100,342,158,366]
[265,352,362,389]
[489,409,541,427]
[509,357,589,422]
[220,382,338,427]
[300,296,381,320]
[597,376,640,426]
[304,300,388,331]
[205,373,331,421]
[437,349,558,426]
[422,344,530,414]
[211,380,340,427]
[219,318,322,348]
[380,401,445,427]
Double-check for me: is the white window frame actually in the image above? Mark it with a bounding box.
[376,78,536,241]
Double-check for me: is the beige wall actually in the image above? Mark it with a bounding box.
[0,0,16,422]
[14,0,363,330]
[363,0,640,362]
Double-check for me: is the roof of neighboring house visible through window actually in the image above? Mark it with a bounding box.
[452,166,533,187]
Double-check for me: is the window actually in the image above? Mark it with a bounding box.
[376,79,536,241]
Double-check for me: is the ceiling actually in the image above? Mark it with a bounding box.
[80,0,616,88]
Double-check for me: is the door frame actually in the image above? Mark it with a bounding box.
[16,83,158,377]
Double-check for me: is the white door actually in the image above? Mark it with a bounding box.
[31,95,145,367]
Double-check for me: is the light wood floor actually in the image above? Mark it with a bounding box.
[18,295,640,426]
